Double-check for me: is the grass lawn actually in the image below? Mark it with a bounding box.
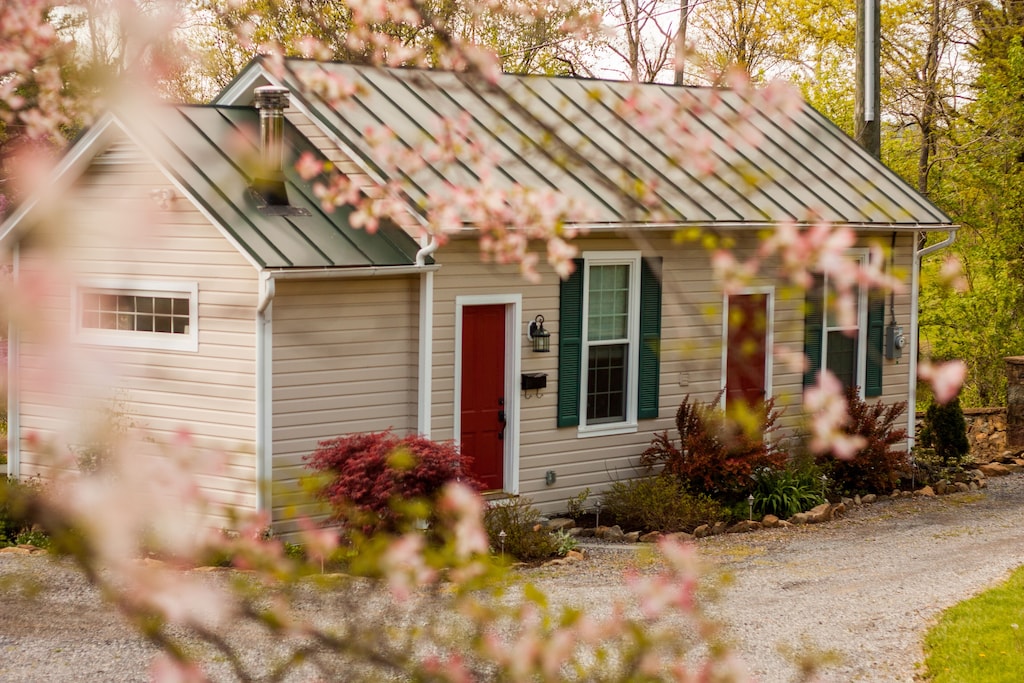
[923,565,1024,682]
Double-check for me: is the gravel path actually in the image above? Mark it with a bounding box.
[2,474,1023,682]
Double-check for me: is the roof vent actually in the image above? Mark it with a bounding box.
[253,86,291,206]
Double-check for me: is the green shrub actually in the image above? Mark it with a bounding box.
[483,496,557,563]
[919,396,970,466]
[565,488,590,521]
[0,476,43,548]
[818,388,909,495]
[751,456,827,519]
[600,476,724,533]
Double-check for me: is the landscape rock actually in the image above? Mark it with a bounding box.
[790,513,809,525]
[955,482,971,493]
[545,518,576,532]
[693,524,710,539]
[761,514,780,528]
[861,494,877,504]
[711,521,729,536]
[728,520,762,534]
[639,531,661,543]
[980,463,1012,477]
[915,486,935,497]
[665,531,694,543]
[854,494,862,505]
[575,528,595,538]
[597,525,625,541]
[806,503,833,524]
[623,531,641,543]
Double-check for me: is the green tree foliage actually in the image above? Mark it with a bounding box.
[186,0,601,97]
[918,37,1024,406]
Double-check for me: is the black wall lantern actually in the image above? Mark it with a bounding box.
[527,314,550,352]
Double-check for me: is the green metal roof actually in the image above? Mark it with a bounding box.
[143,104,422,268]
[220,58,951,230]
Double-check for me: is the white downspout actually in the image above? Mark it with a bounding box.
[417,236,440,437]
[255,273,275,519]
[7,243,20,478]
[908,227,959,449]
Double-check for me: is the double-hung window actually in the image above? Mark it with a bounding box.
[558,252,662,436]
[803,250,884,397]
[74,280,199,352]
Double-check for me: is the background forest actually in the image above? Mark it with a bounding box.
[2,0,1020,407]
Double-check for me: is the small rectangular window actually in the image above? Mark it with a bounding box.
[74,280,198,352]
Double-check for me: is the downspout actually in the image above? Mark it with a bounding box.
[417,236,440,437]
[7,243,20,478]
[255,273,275,519]
[908,227,959,449]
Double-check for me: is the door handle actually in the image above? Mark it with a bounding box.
[498,408,506,440]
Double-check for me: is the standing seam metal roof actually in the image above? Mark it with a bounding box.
[267,58,951,229]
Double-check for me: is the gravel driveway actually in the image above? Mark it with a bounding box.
[2,474,1023,682]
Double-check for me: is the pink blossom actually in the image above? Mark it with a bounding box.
[804,372,866,459]
[918,360,967,405]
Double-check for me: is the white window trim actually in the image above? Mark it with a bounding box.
[72,278,199,352]
[820,249,869,398]
[578,251,641,438]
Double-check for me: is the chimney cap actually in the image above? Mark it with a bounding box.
[253,86,290,111]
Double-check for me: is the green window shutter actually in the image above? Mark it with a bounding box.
[865,291,885,397]
[557,258,584,427]
[803,274,824,389]
[638,257,662,419]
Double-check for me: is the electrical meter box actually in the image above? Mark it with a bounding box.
[885,324,906,360]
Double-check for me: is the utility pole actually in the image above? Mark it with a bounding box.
[855,0,881,158]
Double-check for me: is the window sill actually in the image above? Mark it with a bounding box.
[576,422,638,439]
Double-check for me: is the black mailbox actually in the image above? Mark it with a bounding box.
[521,373,548,391]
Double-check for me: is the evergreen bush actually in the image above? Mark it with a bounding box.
[919,396,970,465]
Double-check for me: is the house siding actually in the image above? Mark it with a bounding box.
[270,276,419,529]
[430,231,916,515]
[14,143,260,528]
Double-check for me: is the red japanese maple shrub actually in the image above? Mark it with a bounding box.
[305,430,480,534]
[818,387,909,495]
[641,393,787,499]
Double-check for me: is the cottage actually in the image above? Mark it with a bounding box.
[1,59,954,533]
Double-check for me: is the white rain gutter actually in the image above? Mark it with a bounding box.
[6,243,20,478]
[416,236,441,437]
[255,273,275,517]
[907,227,959,449]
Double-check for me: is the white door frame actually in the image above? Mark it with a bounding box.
[453,294,522,494]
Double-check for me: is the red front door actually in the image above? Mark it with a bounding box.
[460,304,506,491]
[725,293,768,411]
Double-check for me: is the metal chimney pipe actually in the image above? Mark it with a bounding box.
[253,86,290,176]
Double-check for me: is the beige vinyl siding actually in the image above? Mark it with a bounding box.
[270,276,419,529]
[431,231,918,515]
[15,143,260,528]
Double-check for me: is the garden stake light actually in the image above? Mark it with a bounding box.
[747,494,754,521]
[498,530,506,559]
